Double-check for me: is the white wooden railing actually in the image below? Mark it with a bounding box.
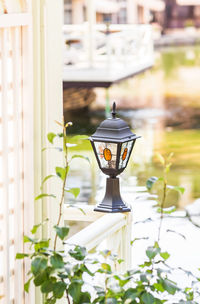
[64,205,132,272]
[63,23,153,69]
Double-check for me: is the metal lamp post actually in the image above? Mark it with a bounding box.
[90,102,140,213]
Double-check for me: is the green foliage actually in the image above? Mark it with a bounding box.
[69,245,86,261]
[31,218,49,234]
[47,132,57,144]
[54,225,69,240]
[65,187,80,198]
[50,253,65,269]
[24,277,33,293]
[55,166,67,181]
[35,193,56,201]
[146,176,158,190]
[71,154,90,164]
[31,257,48,276]
[16,253,29,259]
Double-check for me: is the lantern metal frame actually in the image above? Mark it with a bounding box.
[90,102,140,213]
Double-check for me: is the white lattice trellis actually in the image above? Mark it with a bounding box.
[0,3,34,303]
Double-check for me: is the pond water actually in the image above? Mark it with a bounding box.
[64,46,200,210]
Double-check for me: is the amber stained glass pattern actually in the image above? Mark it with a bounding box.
[119,141,133,169]
[94,142,117,169]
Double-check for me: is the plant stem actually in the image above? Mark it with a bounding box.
[53,122,68,251]
[53,169,67,250]
[66,290,71,304]
[157,179,167,244]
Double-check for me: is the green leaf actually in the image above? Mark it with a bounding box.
[160,252,170,260]
[167,152,174,161]
[69,245,86,261]
[161,279,178,295]
[31,218,49,234]
[31,257,48,276]
[114,275,130,287]
[139,261,152,268]
[67,204,86,215]
[94,286,105,297]
[154,282,165,292]
[50,254,64,269]
[165,163,172,173]
[131,237,149,245]
[141,292,155,304]
[24,235,36,243]
[68,282,82,303]
[140,273,149,283]
[101,263,111,273]
[35,194,56,201]
[65,187,80,199]
[146,246,160,260]
[167,185,185,194]
[154,241,159,249]
[24,277,32,293]
[41,280,54,293]
[71,154,90,164]
[123,288,139,301]
[146,176,158,190]
[47,132,56,144]
[80,264,94,277]
[117,259,124,264]
[55,167,67,181]
[157,206,176,214]
[44,298,56,304]
[54,225,69,240]
[53,281,67,298]
[79,292,91,303]
[173,186,185,195]
[31,224,41,235]
[34,239,50,251]
[41,175,56,188]
[156,153,165,165]
[33,270,48,286]
[154,298,164,304]
[16,253,29,259]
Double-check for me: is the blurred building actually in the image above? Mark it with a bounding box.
[63,0,165,24]
[164,0,200,28]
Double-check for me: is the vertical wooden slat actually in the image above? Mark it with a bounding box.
[1,27,11,304]
[11,25,23,304]
[21,18,35,304]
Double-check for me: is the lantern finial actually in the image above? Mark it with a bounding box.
[112,102,116,119]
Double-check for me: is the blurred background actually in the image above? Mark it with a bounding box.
[62,0,200,212]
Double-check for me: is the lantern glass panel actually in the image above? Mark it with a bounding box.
[94,141,117,169]
[118,140,133,169]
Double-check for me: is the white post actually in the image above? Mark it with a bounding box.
[143,5,151,24]
[127,0,138,24]
[121,212,133,271]
[72,0,84,24]
[86,0,96,67]
[32,0,63,302]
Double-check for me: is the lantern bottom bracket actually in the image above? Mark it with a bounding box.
[94,177,131,213]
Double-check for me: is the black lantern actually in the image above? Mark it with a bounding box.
[90,102,140,213]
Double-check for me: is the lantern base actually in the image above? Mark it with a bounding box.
[94,177,131,213]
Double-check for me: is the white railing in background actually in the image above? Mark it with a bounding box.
[63,23,153,69]
[64,205,132,273]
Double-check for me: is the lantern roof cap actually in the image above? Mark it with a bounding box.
[90,102,140,143]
